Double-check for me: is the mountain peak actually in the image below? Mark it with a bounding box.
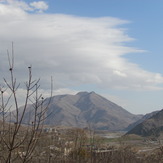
[76,91,96,96]
[76,91,88,96]
[17,91,142,131]
[89,91,96,95]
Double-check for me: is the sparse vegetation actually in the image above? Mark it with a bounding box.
[0,47,52,163]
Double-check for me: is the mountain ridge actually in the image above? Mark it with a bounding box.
[126,109,163,137]
[125,110,159,131]
[16,91,142,131]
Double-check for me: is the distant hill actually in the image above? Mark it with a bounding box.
[125,111,158,131]
[126,109,163,137]
[14,91,142,131]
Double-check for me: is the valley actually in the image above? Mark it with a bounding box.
[1,91,163,162]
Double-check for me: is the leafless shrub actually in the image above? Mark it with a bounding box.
[0,45,52,163]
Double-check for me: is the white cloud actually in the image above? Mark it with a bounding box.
[0,0,163,97]
[0,0,48,12]
[30,1,48,12]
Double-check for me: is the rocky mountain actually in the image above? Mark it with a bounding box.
[17,91,142,131]
[125,110,158,131]
[126,109,163,137]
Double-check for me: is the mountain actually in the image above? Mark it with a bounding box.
[126,109,163,137]
[125,111,158,131]
[16,91,142,131]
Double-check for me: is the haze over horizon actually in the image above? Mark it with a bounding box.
[0,0,163,114]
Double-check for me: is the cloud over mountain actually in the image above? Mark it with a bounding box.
[0,0,163,97]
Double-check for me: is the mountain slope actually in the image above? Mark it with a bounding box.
[125,111,158,131]
[126,109,163,137]
[18,91,142,131]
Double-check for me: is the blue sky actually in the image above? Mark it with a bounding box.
[49,0,163,72]
[0,0,163,114]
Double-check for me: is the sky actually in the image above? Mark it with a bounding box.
[0,0,163,114]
